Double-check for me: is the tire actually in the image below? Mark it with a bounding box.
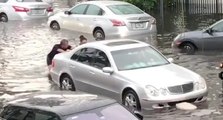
[93,28,105,40]
[219,71,223,80]
[181,43,196,55]
[122,90,141,113]
[0,13,8,22]
[50,21,60,30]
[60,74,75,91]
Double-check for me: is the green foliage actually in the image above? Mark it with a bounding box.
[124,0,157,10]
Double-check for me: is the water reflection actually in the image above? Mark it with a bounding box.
[1,1,223,119]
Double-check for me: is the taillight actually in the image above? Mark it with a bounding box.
[51,60,55,68]
[110,19,126,26]
[47,7,53,12]
[13,6,29,12]
[151,19,156,25]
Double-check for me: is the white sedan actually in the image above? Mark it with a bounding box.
[47,1,156,40]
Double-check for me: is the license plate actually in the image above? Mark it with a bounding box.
[31,10,44,15]
[135,23,143,28]
[132,22,145,29]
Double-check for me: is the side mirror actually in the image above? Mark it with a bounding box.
[102,67,114,74]
[64,11,71,15]
[167,58,174,63]
[206,28,213,35]
[134,111,143,120]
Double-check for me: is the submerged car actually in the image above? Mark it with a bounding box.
[0,91,141,120]
[172,19,223,54]
[50,39,208,114]
[0,0,53,22]
[47,1,156,40]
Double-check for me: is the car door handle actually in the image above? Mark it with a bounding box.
[89,71,95,75]
[93,18,97,21]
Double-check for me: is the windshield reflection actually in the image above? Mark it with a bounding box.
[111,46,169,71]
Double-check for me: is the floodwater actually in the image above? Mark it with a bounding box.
[1,1,223,119]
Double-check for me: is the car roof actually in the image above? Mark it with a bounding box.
[5,91,116,117]
[83,0,129,6]
[80,39,150,52]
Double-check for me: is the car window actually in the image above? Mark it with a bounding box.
[70,4,88,14]
[111,46,169,71]
[212,21,223,32]
[71,49,82,61]
[72,48,96,65]
[92,50,111,69]
[16,0,42,2]
[107,4,144,15]
[85,5,104,15]
[34,111,60,120]
[0,106,28,120]
[65,103,138,120]
[0,0,8,3]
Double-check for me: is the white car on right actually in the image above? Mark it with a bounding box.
[47,1,157,40]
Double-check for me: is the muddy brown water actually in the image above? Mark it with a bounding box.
[1,1,223,119]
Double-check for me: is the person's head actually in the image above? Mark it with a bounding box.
[79,35,87,45]
[60,39,69,49]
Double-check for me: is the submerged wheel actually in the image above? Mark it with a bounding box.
[93,28,105,40]
[181,43,196,55]
[50,21,60,30]
[122,90,141,113]
[60,74,75,91]
[219,71,223,80]
[0,13,8,22]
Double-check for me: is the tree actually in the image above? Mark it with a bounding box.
[124,0,157,11]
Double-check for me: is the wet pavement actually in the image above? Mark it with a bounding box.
[1,1,223,119]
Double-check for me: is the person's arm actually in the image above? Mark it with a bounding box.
[57,48,66,53]
[68,45,73,50]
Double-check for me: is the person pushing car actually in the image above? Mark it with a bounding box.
[47,39,72,70]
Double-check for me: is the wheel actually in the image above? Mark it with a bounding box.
[60,75,75,91]
[122,90,141,113]
[181,43,196,54]
[0,14,8,22]
[93,28,105,40]
[219,71,223,80]
[50,21,60,30]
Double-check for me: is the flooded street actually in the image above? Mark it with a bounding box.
[1,1,223,119]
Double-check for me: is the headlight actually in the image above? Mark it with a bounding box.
[194,77,206,90]
[145,85,159,97]
[145,85,168,97]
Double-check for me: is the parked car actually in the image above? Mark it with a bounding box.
[50,39,208,114]
[172,19,223,54]
[0,0,53,22]
[47,1,156,40]
[0,91,141,120]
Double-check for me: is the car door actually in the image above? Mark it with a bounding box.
[203,21,223,50]
[80,4,105,34]
[89,49,122,100]
[69,47,97,92]
[0,106,29,120]
[62,4,88,32]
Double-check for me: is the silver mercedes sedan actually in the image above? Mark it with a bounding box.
[50,39,208,114]
[47,1,156,40]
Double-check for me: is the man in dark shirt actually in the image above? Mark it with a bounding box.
[47,39,72,69]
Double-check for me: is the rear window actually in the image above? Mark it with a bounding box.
[107,4,144,15]
[16,0,42,2]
